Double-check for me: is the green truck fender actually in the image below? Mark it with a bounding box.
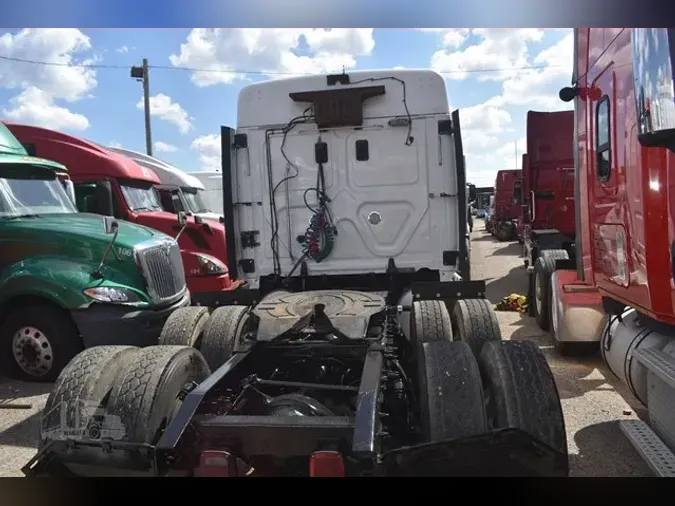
[0,256,152,310]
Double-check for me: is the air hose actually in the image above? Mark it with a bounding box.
[298,162,337,263]
[302,211,336,262]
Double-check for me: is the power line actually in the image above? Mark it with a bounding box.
[0,54,128,69]
[0,53,562,76]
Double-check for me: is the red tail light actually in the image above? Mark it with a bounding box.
[196,450,232,477]
[309,451,345,477]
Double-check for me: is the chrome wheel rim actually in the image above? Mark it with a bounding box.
[12,326,54,377]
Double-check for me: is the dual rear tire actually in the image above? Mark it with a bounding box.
[41,344,211,456]
[411,299,567,469]
[158,305,252,371]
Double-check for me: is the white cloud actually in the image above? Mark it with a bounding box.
[2,87,90,131]
[137,93,193,134]
[190,134,220,170]
[424,29,574,185]
[431,29,544,81]
[155,141,178,152]
[457,95,519,186]
[169,29,375,86]
[501,32,574,109]
[460,96,512,153]
[465,137,527,187]
[109,141,123,148]
[116,45,128,53]
[0,29,97,101]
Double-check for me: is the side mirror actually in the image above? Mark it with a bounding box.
[558,86,579,103]
[62,179,76,204]
[177,211,187,225]
[103,216,118,235]
[631,29,675,150]
[21,143,37,157]
[94,180,114,216]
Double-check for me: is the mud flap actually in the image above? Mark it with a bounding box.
[380,428,568,477]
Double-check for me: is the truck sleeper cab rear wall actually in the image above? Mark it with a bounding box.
[227,70,467,288]
[490,169,522,241]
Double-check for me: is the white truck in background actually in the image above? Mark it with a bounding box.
[190,171,225,218]
[105,146,222,223]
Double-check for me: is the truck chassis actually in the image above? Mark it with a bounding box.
[24,274,568,477]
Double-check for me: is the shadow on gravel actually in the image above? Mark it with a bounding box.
[0,378,52,401]
[471,233,495,242]
[489,242,521,257]
[570,421,652,477]
[0,410,41,449]
[0,379,51,449]
[484,265,529,303]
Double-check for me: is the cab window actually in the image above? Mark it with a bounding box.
[596,95,611,181]
[512,181,522,205]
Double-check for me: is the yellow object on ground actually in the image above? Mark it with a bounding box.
[494,293,529,313]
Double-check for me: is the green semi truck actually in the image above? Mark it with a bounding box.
[0,123,190,382]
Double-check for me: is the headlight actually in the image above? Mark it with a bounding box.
[196,253,227,275]
[83,286,143,303]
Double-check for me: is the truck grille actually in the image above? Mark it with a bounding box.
[135,240,186,304]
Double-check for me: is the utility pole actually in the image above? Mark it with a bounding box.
[130,59,152,156]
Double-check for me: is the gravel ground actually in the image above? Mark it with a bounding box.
[0,223,653,477]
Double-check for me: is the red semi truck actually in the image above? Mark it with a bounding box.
[4,123,239,300]
[539,28,675,475]
[520,110,576,327]
[487,169,522,241]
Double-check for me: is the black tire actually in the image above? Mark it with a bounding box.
[527,271,536,317]
[478,340,567,457]
[532,249,569,329]
[495,224,511,242]
[410,300,453,346]
[199,306,251,371]
[0,304,84,382]
[451,299,501,359]
[105,345,211,445]
[533,256,557,331]
[159,306,210,347]
[40,345,140,447]
[417,341,488,442]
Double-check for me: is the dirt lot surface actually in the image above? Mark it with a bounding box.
[0,224,653,476]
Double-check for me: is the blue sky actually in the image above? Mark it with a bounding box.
[0,28,573,186]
